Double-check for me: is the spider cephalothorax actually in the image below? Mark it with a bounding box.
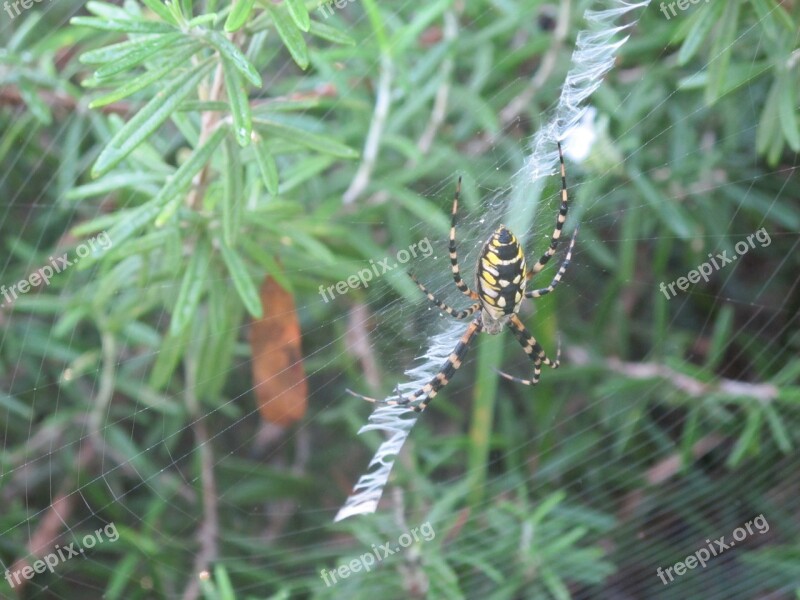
[347,142,578,413]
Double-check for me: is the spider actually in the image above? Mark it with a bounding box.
[347,142,578,413]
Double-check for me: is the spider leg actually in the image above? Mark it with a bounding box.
[346,317,483,412]
[525,225,578,298]
[345,388,383,403]
[527,141,569,281]
[408,272,480,320]
[344,383,409,404]
[449,176,480,300]
[496,314,560,385]
[411,317,483,412]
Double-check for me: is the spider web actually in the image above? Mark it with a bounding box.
[335,0,651,522]
[1,0,799,598]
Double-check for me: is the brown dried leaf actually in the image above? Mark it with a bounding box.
[250,276,307,425]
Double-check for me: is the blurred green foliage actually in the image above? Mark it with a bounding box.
[1,0,799,598]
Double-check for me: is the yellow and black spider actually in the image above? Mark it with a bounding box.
[348,142,578,413]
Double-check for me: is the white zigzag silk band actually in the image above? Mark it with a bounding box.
[335,0,652,523]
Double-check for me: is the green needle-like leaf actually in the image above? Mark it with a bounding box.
[94,34,189,80]
[219,241,263,318]
[221,57,252,146]
[253,118,358,158]
[92,59,214,177]
[154,126,228,227]
[170,238,210,336]
[81,35,169,64]
[88,43,201,108]
[265,4,309,70]
[778,71,800,151]
[308,19,356,46]
[140,0,178,24]
[225,0,256,32]
[284,0,310,32]
[705,0,740,104]
[253,138,279,195]
[70,16,176,33]
[727,407,763,467]
[629,167,693,240]
[764,405,792,453]
[677,1,723,66]
[205,31,263,87]
[222,136,243,246]
[8,11,43,51]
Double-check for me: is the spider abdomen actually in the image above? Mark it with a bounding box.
[476,226,526,324]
